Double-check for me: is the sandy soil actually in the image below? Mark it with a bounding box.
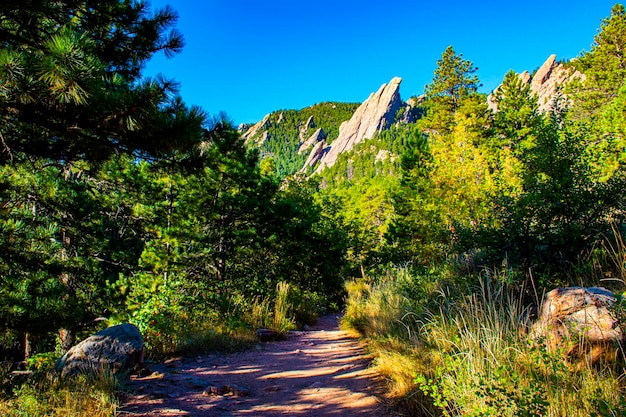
[119,315,392,416]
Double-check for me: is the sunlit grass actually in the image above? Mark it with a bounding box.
[249,281,296,337]
[343,267,626,416]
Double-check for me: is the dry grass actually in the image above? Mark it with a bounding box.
[249,281,296,336]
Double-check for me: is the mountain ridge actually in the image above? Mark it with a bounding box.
[242,54,577,176]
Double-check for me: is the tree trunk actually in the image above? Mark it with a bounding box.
[59,328,75,351]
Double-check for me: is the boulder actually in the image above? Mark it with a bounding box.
[55,323,144,377]
[530,287,624,364]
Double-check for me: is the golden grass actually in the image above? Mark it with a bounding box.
[249,281,296,336]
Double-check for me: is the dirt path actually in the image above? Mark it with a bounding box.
[119,315,391,416]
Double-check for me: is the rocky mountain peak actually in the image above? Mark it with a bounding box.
[309,77,403,173]
[242,113,271,145]
[488,55,584,113]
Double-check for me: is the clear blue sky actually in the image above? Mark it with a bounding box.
[144,0,619,125]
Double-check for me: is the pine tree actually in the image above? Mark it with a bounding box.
[0,1,205,355]
[0,0,204,163]
[421,46,480,133]
[571,4,626,118]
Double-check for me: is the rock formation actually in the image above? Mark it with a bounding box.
[302,115,315,133]
[301,140,327,172]
[313,77,403,173]
[55,323,144,377]
[530,287,624,365]
[242,113,271,145]
[488,54,584,113]
[298,128,325,155]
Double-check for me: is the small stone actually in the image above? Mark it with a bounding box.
[151,390,168,398]
[187,378,206,389]
[227,384,250,396]
[257,328,278,341]
[203,384,225,396]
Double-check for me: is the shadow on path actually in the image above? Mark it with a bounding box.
[119,315,390,416]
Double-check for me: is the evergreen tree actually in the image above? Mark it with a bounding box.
[0,0,203,163]
[0,1,205,355]
[572,4,626,118]
[422,46,480,133]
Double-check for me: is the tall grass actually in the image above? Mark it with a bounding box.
[342,267,428,340]
[417,271,625,416]
[250,281,296,336]
[590,222,626,289]
[341,267,440,414]
[343,267,626,416]
[139,307,257,359]
[0,366,118,417]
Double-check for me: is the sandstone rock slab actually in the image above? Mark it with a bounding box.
[314,77,403,173]
[530,287,623,364]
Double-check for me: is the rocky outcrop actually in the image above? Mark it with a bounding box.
[314,77,403,173]
[242,113,271,145]
[530,287,624,365]
[488,54,584,113]
[298,128,325,155]
[301,140,327,172]
[55,324,144,377]
[302,115,315,132]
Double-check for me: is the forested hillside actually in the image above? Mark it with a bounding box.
[241,102,358,176]
[1,1,626,416]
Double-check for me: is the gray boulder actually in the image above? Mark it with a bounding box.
[55,323,144,377]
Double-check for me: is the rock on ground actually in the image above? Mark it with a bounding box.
[55,323,143,377]
[530,286,624,364]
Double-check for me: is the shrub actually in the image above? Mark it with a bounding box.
[0,368,118,417]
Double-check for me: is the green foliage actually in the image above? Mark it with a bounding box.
[572,4,626,118]
[421,46,481,133]
[0,367,118,417]
[0,0,202,163]
[413,273,625,417]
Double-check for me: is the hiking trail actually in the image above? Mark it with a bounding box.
[120,314,393,416]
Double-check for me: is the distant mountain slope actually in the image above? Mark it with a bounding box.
[240,102,358,176]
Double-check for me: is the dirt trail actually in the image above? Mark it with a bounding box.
[119,315,391,416]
